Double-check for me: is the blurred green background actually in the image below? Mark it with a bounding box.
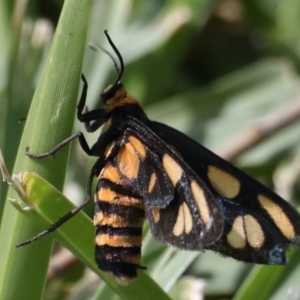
[1,0,300,299]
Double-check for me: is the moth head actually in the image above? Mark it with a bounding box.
[101,81,128,107]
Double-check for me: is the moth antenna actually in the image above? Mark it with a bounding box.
[89,43,120,78]
[104,30,124,84]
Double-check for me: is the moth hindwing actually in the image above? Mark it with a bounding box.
[20,30,300,283]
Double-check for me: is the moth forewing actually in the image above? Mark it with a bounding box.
[119,124,225,249]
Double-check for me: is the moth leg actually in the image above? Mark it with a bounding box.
[77,74,108,132]
[79,105,107,133]
[25,132,94,158]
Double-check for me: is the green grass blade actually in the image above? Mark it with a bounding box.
[0,0,91,299]
[233,250,300,300]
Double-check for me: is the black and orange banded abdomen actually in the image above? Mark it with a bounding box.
[94,172,145,283]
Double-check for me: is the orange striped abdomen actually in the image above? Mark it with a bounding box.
[94,176,145,283]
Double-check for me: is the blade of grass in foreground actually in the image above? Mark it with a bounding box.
[0,0,91,299]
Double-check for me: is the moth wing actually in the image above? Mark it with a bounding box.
[117,119,224,249]
[148,120,300,264]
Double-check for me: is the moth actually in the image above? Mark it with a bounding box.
[21,30,300,283]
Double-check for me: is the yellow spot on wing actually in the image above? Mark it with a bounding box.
[128,136,146,158]
[258,194,295,239]
[148,173,157,193]
[119,143,139,179]
[173,205,184,236]
[163,154,183,186]
[244,214,264,248]
[183,203,193,233]
[190,181,210,224]
[151,208,160,223]
[227,215,264,249]
[173,203,193,236]
[208,165,240,199]
[227,216,246,249]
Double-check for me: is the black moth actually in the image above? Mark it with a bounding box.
[20,30,300,283]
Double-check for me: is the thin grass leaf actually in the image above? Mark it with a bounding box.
[233,249,300,300]
[0,0,91,299]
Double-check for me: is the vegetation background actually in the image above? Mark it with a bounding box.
[1,0,300,299]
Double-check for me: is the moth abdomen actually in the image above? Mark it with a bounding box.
[94,178,145,283]
[95,244,142,281]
